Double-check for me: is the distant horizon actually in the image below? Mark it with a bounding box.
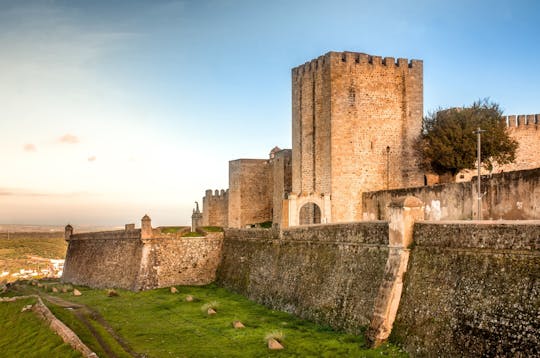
[1,0,539,225]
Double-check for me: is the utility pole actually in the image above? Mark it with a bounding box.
[475,127,486,220]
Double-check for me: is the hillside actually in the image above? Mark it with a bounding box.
[0,232,67,282]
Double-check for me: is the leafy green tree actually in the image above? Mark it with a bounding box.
[418,99,518,177]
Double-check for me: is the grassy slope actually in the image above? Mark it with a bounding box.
[0,297,81,358]
[28,283,407,358]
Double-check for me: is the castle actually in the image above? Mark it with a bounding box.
[62,51,540,356]
[201,51,540,229]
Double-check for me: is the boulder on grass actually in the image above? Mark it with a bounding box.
[170,287,178,294]
[185,295,194,302]
[52,287,59,293]
[73,289,82,296]
[232,321,245,329]
[207,308,217,315]
[107,289,118,297]
[268,338,284,350]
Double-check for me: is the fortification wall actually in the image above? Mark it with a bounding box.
[216,222,390,332]
[271,149,292,227]
[392,221,540,357]
[363,182,473,221]
[476,167,540,220]
[202,189,228,227]
[62,229,143,290]
[363,168,540,221]
[138,236,223,289]
[457,114,540,182]
[228,159,272,228]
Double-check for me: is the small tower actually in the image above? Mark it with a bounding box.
[141,214,152,240]
[191,201,203,232]
[64,224,73,241]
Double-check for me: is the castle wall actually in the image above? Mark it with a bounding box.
[62,225,223,291]
[62,229,143,290]
[216,222,390,332]
[228,159,273,228]
[392,221,540,357]
[271,149,292,227]
[457,114,540,182]
[363,167,540,220]
[137,236,223,290]
[202,189,228,227]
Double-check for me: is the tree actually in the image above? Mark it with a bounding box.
[418,99,518,177]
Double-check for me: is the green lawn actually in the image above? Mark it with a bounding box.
[0,297,81,358]
[6,282,408,357]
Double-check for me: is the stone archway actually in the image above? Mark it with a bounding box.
[299,202,322,225]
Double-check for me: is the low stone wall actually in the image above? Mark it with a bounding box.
[216,222,389,333]
[62,230,143,290]
[392,221,540,357]
[363,168,540,221]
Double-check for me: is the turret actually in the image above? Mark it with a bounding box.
[141,214,152,240]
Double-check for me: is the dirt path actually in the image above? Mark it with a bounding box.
[10,285,140,358]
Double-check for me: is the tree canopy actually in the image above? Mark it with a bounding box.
[418,99,518,177]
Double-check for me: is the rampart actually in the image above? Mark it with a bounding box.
[216,215,540,356]
[392,221,540,356]
[202,189,228,227]
[216,222,390,332]
[363,167,540,220]
[62,218,223,291]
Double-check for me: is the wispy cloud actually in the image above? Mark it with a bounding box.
[59,134,79,144]
[23,143,36,152]
[87,155,96,162]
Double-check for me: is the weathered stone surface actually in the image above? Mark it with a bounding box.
[392,222,540,357]
[207,308,216,315]
[217,223,389,333]
[267,338,284,350]
[73,289,82,296]
[170,287,178,293]
[232,321,245,329]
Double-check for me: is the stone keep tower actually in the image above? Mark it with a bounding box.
[288,51,424,225]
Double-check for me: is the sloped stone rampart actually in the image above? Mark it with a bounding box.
[392,221,540,357]
[217,222,389,333]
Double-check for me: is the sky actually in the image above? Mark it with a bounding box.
[1,0,539,226]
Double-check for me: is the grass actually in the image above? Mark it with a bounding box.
[182,231,204,237]
[159,227,183,234]
[0,234,66,260]
[5,281,409,357]
[200,226,224,232]
[0,297,81,357]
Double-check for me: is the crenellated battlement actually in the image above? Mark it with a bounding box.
[204,189,229,199]
[291,51,422,77]
[504,114,539,128]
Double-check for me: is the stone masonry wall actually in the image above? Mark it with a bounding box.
[216,222,390,333]
[363,168,540,221]
[272,149,292,227]
[202,189,228,227]
[290,51,424,224]
[62,229,143,290]
[392,221,540,357]
[138,236,223,289]
[228,159,273,228]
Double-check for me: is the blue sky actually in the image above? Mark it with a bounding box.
[0,0,539,226]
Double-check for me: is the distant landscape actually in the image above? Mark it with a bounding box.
[0,225,120,284]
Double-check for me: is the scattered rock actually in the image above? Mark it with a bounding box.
[170,287,178,293]
[107,289,118,297]
[185,295,194,302]
[52,287,59,293]
[62,288,68,293]
[268,338,284,350]
[207,308,217,315]
[232,321,245,329]
[73,289,82,296]
[31,281,37,286]
[21,304,33,312]
[37,283,43,288]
